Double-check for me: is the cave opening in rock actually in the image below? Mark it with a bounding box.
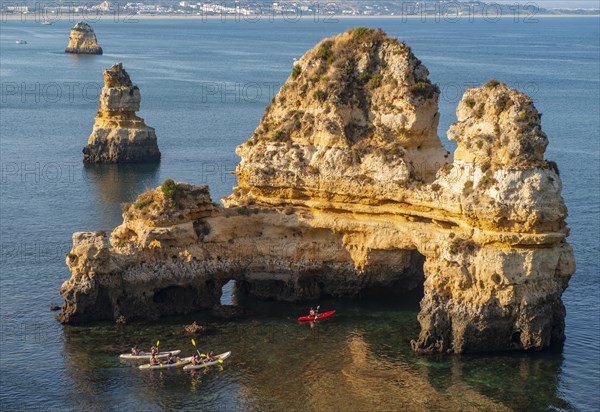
[152,286,200,315]
[360,249,425,304]
[234,249,426,305]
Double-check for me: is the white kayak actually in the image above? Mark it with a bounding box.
[183,351,231,370]
[120,350,181,360]
[139,356,193,370]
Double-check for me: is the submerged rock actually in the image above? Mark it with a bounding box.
[65,22,102,55]
[59,29,574,354]
[82,63,161,163]
[182,322,210,334]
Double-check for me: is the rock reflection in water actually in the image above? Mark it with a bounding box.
[60,299,569,411]
[84,163,160,204]
[83,163,160,226]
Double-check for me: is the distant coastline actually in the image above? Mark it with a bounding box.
[1,13,599,21]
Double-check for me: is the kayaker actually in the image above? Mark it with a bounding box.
[150,345,158,356]
[149,354,159,366]
[131,345,140,356]
[309,307,315,317]
[191,353,201,365]
[166,352,179,364]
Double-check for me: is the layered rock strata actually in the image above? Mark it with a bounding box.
[83,63,161,163]
[65,22,103,55]
[59,29,574,354]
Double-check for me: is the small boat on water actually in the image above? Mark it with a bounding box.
[119,349,181,360]
[139,356,193,370]
[16,40,27,44]
[298,310,336,322]
[41,20,53,25]
[183,351,231,370]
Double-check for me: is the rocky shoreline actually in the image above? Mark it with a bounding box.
[58,28,575,354]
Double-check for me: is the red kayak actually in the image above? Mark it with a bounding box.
[297,310,336,322]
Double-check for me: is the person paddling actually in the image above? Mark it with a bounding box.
[191,353,201,365]
[149,354,159,366]
[131,345,141,356]
[166,352,179,364]
[150,345,158,356]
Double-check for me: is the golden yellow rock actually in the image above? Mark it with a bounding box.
[65,22,102,55]
[59,29,575,354]
[83,63,161,163]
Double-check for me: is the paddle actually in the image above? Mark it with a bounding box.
[191,338,202,358]
[150,340,160,365]
[191,339,223,364]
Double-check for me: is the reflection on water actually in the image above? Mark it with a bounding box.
[84,163,161,204]
[60,298,571,411]
[83,163,161,226]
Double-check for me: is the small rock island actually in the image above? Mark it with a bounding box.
[59,29,574,354]
[83,63,161,163]
[65,21,103,55]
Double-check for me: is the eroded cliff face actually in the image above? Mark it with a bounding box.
[65,22,103,55]
[83,63,161,163]
[59,29,574,354]
[234,28,448,195]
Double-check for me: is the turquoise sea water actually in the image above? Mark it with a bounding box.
[0,17,599,411]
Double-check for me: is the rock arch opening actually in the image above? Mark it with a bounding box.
[220,279,236,305]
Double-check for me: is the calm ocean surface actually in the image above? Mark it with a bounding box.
[0,17,598,411]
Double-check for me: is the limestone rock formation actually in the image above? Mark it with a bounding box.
[238,27,449,190]
[59,29,574,354]
[82,63,161,163]
[65,22,103,55]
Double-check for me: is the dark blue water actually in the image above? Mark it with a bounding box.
[1,17,598,411]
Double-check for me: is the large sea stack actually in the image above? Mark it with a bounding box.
[65,21,103,55]
[59,29,574,354]
[83,63,161,163]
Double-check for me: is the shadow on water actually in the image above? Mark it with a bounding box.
[59,294,572,411]
[79,163,161,231]
[84,162,161,203]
